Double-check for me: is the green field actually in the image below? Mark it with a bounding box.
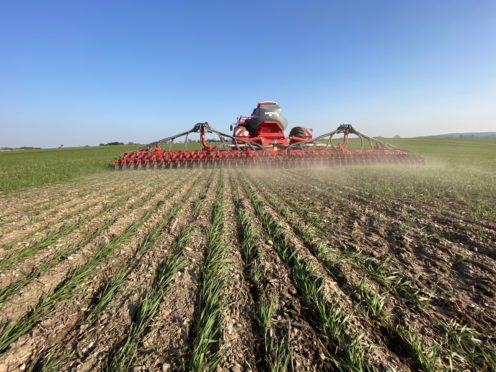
[389,137,496,170]
[0,138,495,194]
[0,138,495,370]
[0,145,135,193]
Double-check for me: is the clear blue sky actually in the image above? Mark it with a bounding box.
[1,0,495,147]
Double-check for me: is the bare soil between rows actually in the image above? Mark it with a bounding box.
[0,169,494,371]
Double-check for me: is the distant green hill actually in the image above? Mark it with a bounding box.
[419,132,496,139]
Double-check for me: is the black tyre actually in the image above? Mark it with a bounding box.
[289,126,308,138]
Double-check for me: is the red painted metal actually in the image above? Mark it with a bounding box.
[200,124,216,151]
[113,104,423,170]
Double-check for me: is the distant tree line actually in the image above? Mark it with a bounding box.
[0,146,41,151]
[99,142,125,146]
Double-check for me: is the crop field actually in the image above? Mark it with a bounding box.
[0,139,495,371]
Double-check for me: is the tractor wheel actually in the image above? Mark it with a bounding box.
[289,126,308,138]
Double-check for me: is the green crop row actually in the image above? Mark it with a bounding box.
[0,182,106,231]
[38,172,212,370]
[0,174,190,354]
[261,172,496,371]
[231,175,290,371]
[110,172,215,369]
[0,176,110,225]
[246,176,443,371]
[110,254,186,369]
[0,195,133,270]
[0,176,144,254]
[0,186,156,306]
[90,173,205,320]
[238,174,369,371]
[254,173,422,302]
[290,170,494,254]
[189,172,228,371]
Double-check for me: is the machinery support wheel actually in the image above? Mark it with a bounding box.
[289,126,308,138]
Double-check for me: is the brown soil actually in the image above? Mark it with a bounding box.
[0,177,140,247]
[0,168,494,371]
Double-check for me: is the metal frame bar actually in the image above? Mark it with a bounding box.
[287,124,400,151]
[141,122,266,152]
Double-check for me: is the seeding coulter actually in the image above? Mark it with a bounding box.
[113,102,423,169]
